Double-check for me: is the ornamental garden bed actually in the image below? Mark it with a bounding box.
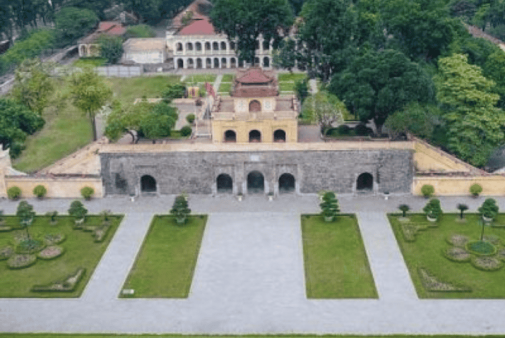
[389,213,505,298]
[301,214,377,298]
[0,215,122,298]
[121,215,207,298]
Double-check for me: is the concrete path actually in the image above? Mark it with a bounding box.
[213,74,223,94]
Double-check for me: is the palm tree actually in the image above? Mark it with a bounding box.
[399,204,410,218]
[457,204,469,219]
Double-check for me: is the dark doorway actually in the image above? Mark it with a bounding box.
[214,58,219,68]
[357,173,373,191]
[141,175,157,193]
[249,130,261,142]
[274,129,286,142]
[224,130,236,142]
[217,174,233,193]
[263,57,270,67]
[247,171,264,194]
[249,100,261,112]
[177,59,184,68]
[279,173,295,193]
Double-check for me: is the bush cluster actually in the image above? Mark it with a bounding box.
[180,125,192,137]
[7,187,22,200]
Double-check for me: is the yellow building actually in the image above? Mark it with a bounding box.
[211,67,299,143]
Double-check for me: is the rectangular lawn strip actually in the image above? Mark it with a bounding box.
[0,216,122,298]
[301,214,378,298]
[279,82,295,92]
[185,74,217,84]
[121,215,207,298]
[278,72,307,82]
[221,74,235,82]
[108,76,181,103]
[218,82,232,93]
[389,213,505,299]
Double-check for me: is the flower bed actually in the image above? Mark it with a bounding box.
[38,246,64,260]
[44,234,65,245]
[0,246,14,260]
[32,268,86,292]
[445,246,471,262]
[16,239,45,254]
[471,256,502,271]
[7,254,37,269]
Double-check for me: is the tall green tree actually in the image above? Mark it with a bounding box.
[436,53,505,167]
[484,51,505,110]
[55,7,98,46]
[330,48,434,135]
[301,91,346,135]
[11,58,55,115]
[98,35,124,64]
[210,0,293,64]
[69,0,113,18]
[69,66,112,141]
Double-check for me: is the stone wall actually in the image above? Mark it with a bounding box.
[5,176,103,199]
[100,148,414,196]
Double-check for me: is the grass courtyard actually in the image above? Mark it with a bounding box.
[108,75,182,103]
[390,213,505,298]
[121,215,207,298]
[301,214,377,298]
[0,215,122,298]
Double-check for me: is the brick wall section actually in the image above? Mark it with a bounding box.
[100,149,414,196]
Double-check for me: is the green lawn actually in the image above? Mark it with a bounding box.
[279,82,295,92]
[389,213,505,298]
[122,215,207,298]
[218,82,232,93]
[73,57,107,68]
[278,72,307,82]
[108,76,181,104]
[221,74,235,82]
[185,74,217,84]
[301,214,377,298]
[0,215,122,298]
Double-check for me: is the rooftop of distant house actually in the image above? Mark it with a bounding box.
[79,21,127,44]
[123,38,166,51]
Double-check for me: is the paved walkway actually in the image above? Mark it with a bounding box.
[2,195,505,334]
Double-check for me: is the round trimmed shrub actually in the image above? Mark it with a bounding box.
[186,113,196,124]
[33,185,47,199]
[471,256,502,271]
[421,184,435,198]
[0,246,14,260]
[16,239,45,254]
[37,246,64,260]
[337,125,351,135]
[7,186,22,200]
[444,246,471,262]
[80,187,94,200]
[180,125,192,137]
[7,254,37,269]
[446,234,469,247]
[355,123,372,136]
[465,240,497,256]
[470,184,483,197]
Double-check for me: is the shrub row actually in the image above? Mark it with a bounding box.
[421,183,484,198]
[7,186,95,200]
[31,268,86,292]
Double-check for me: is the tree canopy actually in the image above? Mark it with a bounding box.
[54,7,98,46]
[301,91,346,135]
[210,0,293,64]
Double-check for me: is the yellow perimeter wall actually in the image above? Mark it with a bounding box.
[413,140,474,173]
[414,176,505,196]
[5,176,103,199]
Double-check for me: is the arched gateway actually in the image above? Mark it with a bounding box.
[247,171,265,194]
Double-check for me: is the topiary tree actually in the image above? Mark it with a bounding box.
[399,204,410,218]
[470,183,483,197]
[33,185,47,199]
[46,211,58,224]
[170,195,191,224]
[320,192,340,222]
[457,204,469,219]
[7,186,22,200]
[68,200,88,224]
[80,187,94,200]
[478,198,499,221]
[186,113,195,124]
[16,201,36,239]
[162,83,186,101]
[421,184,435,198]
[100,210,112,224]
[180,125,192,137]
[423,199,443,220]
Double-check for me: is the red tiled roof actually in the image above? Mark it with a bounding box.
[236,68,273,84]
[97,21,127,35]
[177,18,216,35]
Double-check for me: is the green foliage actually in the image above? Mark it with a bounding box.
[210,0,294,63]
[140,102,178,141]
[483,51,505,110]
[33,185,47,199]
[423,198,443,219]
[399,204,410,218]
[0,29,55,75]
[69,66,112,141]
[162,83,186,101]
[68,200,88,221]
[7,187,22,200]
[125,24,156,39]
[186,113,196,124]
[97,35,124,65]
[181,10,194,25]
[11,59,55,116]
[457,203,469,219]
[478,198,499,220]
[301,91,346,135]
[16,201,36,237]
[435,54,505,167]
[421,184,435,198]
[180,125,192,137]
[80,187,94,200]
[55,7,99,46]
[384,102,440,140]
[294,78,309,104]
[470,184,483,197]
[46,211,59,223]
[330,49,434,135]
[319,193,340,222]
[170,195,191,224]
